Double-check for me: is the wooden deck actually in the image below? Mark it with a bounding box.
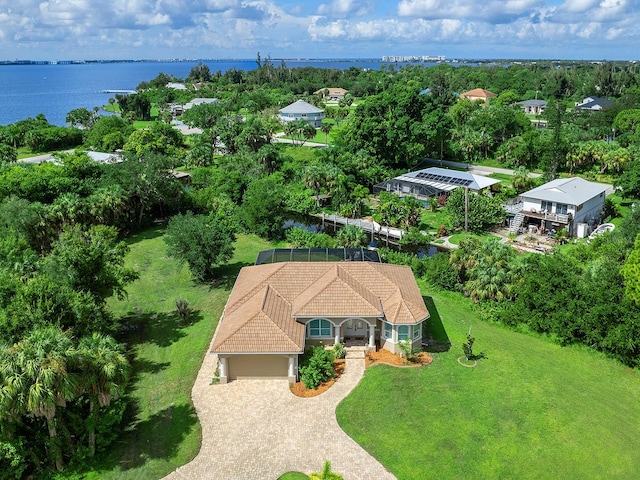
[522,210,572,224]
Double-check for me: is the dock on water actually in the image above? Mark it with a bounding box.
[101,89,137,94]
[317,213,405,246]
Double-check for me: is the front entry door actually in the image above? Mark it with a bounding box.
[344,319,367,338]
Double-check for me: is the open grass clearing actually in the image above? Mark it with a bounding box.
[337,285,640,480]
[74,226,274,480]
[418,208,449,232]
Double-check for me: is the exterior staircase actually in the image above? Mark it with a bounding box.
[509,212,525,234]
[345,346,367,359]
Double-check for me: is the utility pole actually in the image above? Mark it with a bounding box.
[464,187,469,233]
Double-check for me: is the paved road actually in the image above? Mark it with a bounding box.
[162,352,395,480]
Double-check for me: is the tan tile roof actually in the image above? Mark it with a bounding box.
[212,285,305,353]
[292,264,382,317]
[211,262,429,353]
[314,87,348,96]
[460,88,497,99]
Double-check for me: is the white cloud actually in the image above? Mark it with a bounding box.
[316,0,373,17]
[0,0,638,60]
[560,0,599,13]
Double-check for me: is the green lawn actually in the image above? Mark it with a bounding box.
[418,208,450,233]
[277,473,309,480]
[80,226,274,480]
[488,172,513,185]
[336,285,640,480]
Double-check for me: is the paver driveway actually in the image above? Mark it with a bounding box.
[163,352,396,480]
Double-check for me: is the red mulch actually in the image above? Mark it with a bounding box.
[366,349,432,367]
[289,359,346,398]
[290,349,433,397]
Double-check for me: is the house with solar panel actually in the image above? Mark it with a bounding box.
[373,167,500,203]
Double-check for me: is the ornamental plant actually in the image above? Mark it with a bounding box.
[299,346,335,389]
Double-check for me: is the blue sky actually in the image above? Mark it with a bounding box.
[1,0,638,61]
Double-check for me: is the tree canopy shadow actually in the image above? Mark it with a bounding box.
[209,260,254,290]
[94,402,198,473]
[123,224,166,246]
[422,296,451,353]
[117,310,204,348]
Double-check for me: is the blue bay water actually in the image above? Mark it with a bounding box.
[0,59,417,126]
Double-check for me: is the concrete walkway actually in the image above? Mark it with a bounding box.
[163,352,396,480]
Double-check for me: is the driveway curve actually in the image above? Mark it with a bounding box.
[163,352,396,480]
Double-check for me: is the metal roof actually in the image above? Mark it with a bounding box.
[399,167,500,192]
[279,99,324,114]
[521,177,609,205]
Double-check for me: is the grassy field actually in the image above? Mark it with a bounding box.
[336,284,640,480]
[82,226,274,480]
[418,208,450,232]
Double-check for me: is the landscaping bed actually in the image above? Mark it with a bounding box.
[366,349,432,367]
[290,359,346,397]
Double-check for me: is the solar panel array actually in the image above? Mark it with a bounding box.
[414,172,473,186]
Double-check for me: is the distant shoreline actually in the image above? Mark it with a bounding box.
[1,58,636,67]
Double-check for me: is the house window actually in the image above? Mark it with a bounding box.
[308,319,332,337]
[398,325,410,342]
[556,203,568,215]
[541,201,552,212]
[413,324,421,339]
[383,322,392,339]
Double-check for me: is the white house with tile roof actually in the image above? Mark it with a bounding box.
[211,262,429,383]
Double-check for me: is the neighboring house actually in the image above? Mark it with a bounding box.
[167,82,187,90]
[575,96,614,111]
[518,99,547,115]
[506,177,610,237]
[374,166,500,201]
[459,88,497,103]
[85,151,122,164]
[211,260,430,383]
[314,87,348,101]
[279,100,325,127]
[170,97,220,116]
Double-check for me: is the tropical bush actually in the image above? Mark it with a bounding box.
[299,346,335,390]
[332,342,346,359]
[309,461,344,480]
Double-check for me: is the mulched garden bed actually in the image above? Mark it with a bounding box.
[289,359,345,398]
[366,349,432,367]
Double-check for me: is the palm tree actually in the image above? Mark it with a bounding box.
[77,333,129,456]
[303,164,327,207]
[335,225,368,248]
[511,166,536,194]
[465,238,520,302]
[0,326,80,470]
[320,121,333,145]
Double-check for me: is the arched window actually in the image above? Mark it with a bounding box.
[308,319,332,337]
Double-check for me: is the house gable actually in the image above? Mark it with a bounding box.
[212,285,304,353]
[292,264,382,318]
